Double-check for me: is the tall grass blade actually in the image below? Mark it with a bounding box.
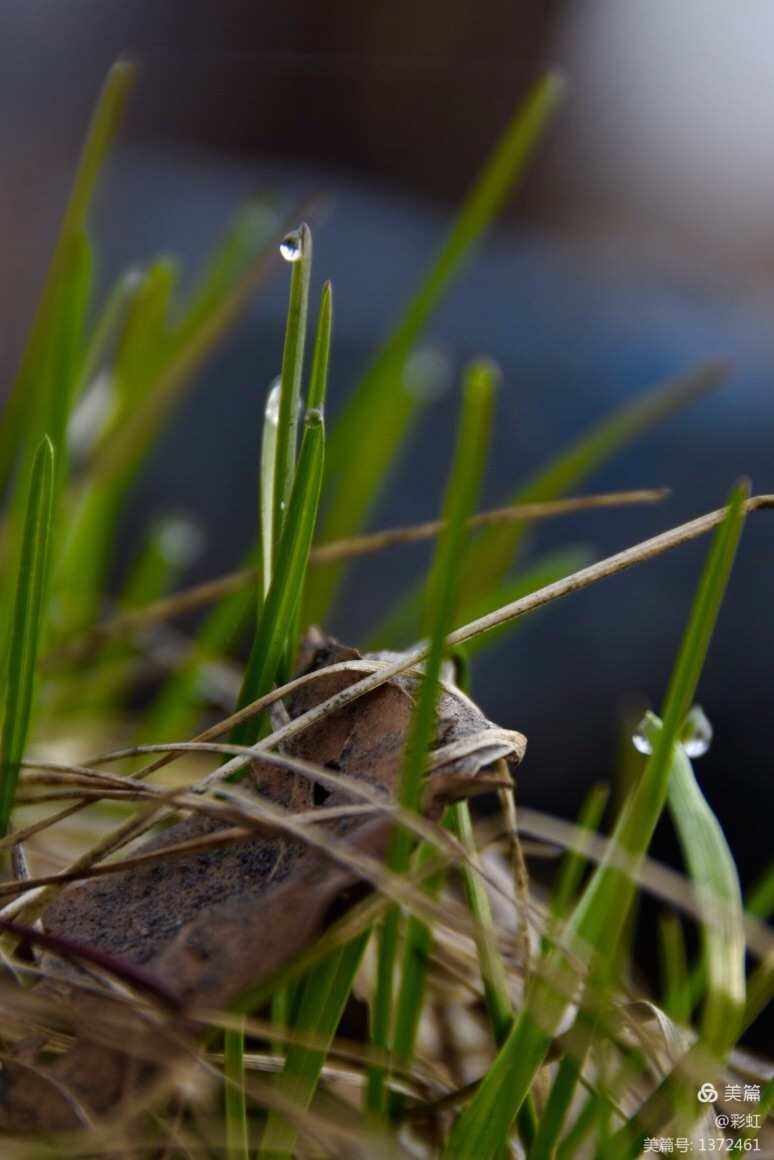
[0,61,133,491]
[0,438,55,836]
[368,360,497,1115]
[273,224,312,554]
[306,72,564,626]
[368,546,590,652]
[231,410,325,748]
[372,362,723,648]
[260,933,369,1157]
[224,1021,249,1160]
[445,481,748,1159]
[260,380,281,599]
[465,362,727,604]
[668,751,745,1051]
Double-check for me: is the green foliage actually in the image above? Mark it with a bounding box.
[368,360,496,1116]
[0,63,769,1160]
[445,483,748,1158]
[305,73,565,626]
[0,438,55,836]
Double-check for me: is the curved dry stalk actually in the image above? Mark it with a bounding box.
[9,494,774,931]
[53,487,668,655]
[204,493,774,787]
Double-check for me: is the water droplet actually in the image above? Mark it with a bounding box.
[264,378,281,425]
[279,230,303,262]
[68,370,114,456]
[157,517,204,567]
[681,704,713,758]
[403,346,452,402]
[632,709,659,755]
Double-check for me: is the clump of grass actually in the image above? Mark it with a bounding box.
[0,61,770,1160]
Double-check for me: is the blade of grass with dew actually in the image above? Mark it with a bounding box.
[259,932,369,1157]
[371,362,726,647]
[367,359,497,1117]
[305,72,564,627]
[0,61,133,493]
[272,224,312,554]
[668,744,745,1053]
[140,224,313,736]
[0,438,55,837]
[260,378,281,600]
[444,481,748,1159]
[605,712,746,1157]
[635,708,746,1051]
[279,280,333,681]
[230,409,325,749]
[224,1019,249,1160]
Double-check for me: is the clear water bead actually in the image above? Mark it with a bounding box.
[632,712,656,755]
[157,517,204,568]
[632,705,713,759]
[279,231,302,262]
[681,704,713,758]
[265,379,281,425]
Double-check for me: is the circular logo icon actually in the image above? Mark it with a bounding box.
[698,1082,718,1104]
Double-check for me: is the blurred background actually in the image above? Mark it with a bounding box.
[1,3,772,906]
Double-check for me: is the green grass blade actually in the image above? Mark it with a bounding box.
[180,200,278,341]
[444,481,748,1159]
[667,740,745,1051]
[280,281,333,678]
[658,912,691,1024]
[368,546,590,652]
[84,205,281,494]
[70,267,143,416]
[260,933,369,1157]
[231,409,325,748]
[464,362,727,604]
[260,379,281,599]
[273,224,312,553]
[0,438,55,836]
[306,281,333,413]
[306,72,564,626]
[54,260,178,637]
[371,362,723,648]
[0,62,133,492]
[527,786,612,1159]
[549,782,609,924]
[387,841,446,1118]
[142,578,255,743]
[368,360,497,1116]
[68,517,201,715]
[224,1021,249,1160]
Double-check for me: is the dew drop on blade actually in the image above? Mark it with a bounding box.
[681,704,713,758]
[632,716,653,756]
[279,231,302,262]
[265,378,281,426]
